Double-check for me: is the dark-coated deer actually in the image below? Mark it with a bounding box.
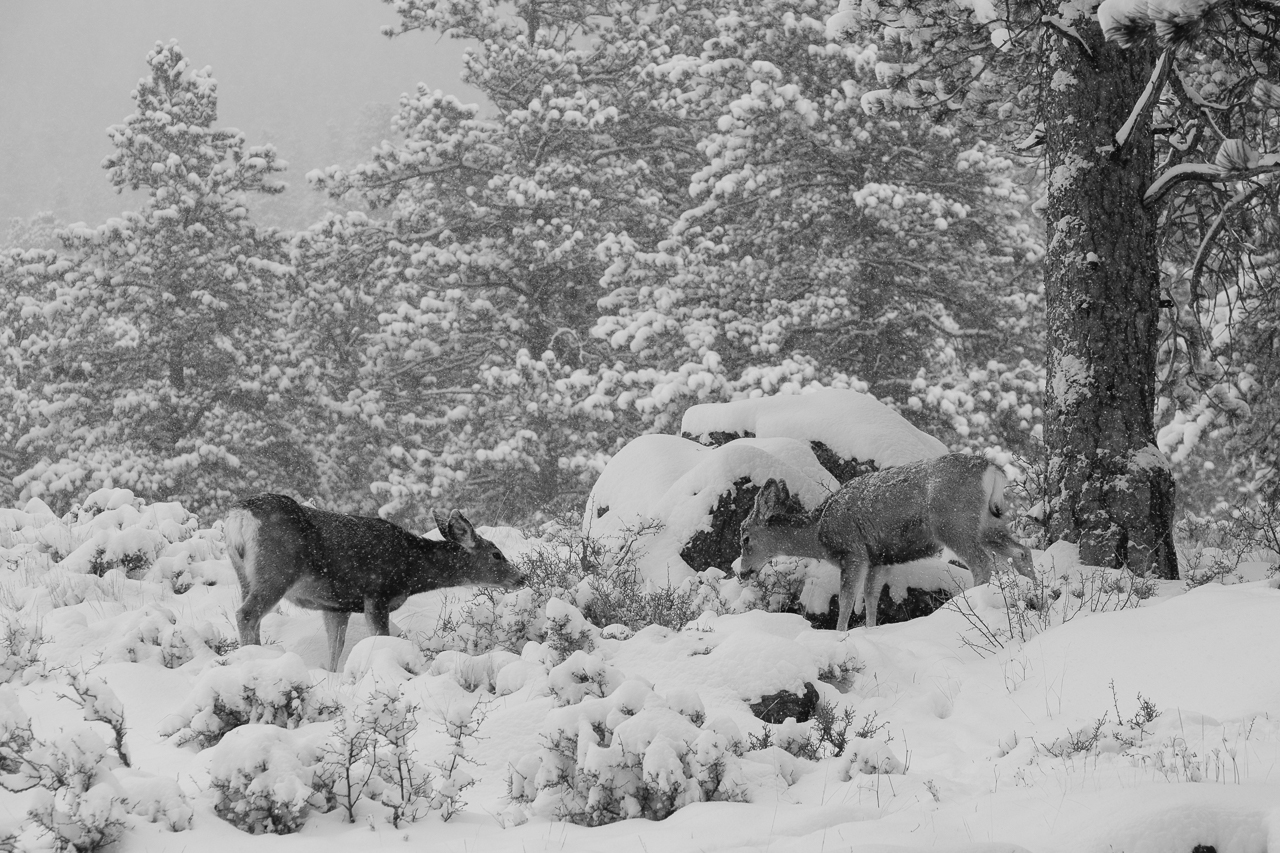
[224,494,525,670]
[739,454,1034,631]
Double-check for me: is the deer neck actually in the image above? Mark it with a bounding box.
[768,521,829,561]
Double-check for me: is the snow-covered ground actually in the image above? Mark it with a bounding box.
[2,483,1279,853]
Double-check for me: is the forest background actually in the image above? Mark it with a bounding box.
[1,0,1277,568]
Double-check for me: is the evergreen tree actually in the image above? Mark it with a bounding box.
[8,41,307,515]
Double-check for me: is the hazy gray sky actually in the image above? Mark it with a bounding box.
[0,0,481,230]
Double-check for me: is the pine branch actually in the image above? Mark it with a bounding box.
[1189,182,1267,303]
[1145,156,1280,208]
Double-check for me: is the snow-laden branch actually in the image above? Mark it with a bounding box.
[1016,123,1045,151]
[1114,49,1173,153]
[1144,151,1280,207]
[1144,162,1224,207]
[1041,14,1094,57]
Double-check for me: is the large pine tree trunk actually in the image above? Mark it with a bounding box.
[1042,29,1178,578]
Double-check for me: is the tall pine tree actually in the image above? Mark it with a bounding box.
[10,41,308,514]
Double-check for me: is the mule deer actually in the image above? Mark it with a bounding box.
[224,494,525,670]
[739,454,1033,631]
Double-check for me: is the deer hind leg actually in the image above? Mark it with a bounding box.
[836,547,871,631]
[322,610,351,672]
[364,597,391,638]
[237,563,298,650]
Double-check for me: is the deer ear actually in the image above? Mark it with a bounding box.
[756,479,785,517]
[447,509,478,549]
[432,510,450,537]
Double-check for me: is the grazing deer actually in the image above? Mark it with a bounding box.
[224,494,525,670]
[739,454,1034,631]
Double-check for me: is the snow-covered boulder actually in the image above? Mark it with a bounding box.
[584,434,838,585]
[680,388,947,477]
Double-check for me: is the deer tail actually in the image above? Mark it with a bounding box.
[983,464,1009,520]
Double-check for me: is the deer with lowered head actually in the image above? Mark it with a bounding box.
[224,494,526,670]
[738,453,1034,630]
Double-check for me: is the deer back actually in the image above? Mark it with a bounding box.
[818,454,994,566]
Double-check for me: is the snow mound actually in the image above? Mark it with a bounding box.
[681,388,947,469]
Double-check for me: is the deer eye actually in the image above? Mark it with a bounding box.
[493,550,503,561]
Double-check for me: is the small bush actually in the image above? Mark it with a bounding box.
[208,725,330,835]
[4,729,129,853]
[0,612,46,684]
[122,774,193,832]
[160,652,341,748]
[316,684,434,826]
[949,565,1159,655]
[420,524,729,663]
[752,703,891,761]
[507,679,749,826]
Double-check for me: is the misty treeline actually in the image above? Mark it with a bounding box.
[0,0,1276,545]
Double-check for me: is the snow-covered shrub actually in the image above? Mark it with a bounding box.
[0,611,46,684]
[50,489,195,579]
[542,597,600,662]
[208,724,330,835]
[834,737,906,779]
[419,520,741,668]
[949,543,1163,654]
[429,696,486,821]
[145,528,227,593]
[342,636,429,683]
[121,773,193,832]
[67,672,129,766]
[546,649,624,706]
[160,651,341,748]
[0,684,33,773]
[316,684,433,826]
[4,729,129,853]
[428,649,521,692]
[507,678,748,826]
[94,605,222,668]
[752,704,891,762]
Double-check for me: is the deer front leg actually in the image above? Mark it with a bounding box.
[863,564,884,628]
[322,610,350,672]
[364,597,391,637]
[836,547,871,631]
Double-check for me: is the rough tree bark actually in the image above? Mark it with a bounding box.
[1042,26,1178,578]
